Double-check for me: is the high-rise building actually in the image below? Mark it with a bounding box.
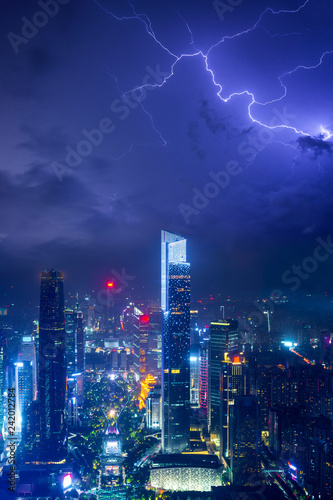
[199,346,209,422]
[230,395,260,485]
[133,308,149,380]
[220,352,247,459]
[147,304,162,382]
[190,345,200,407]
[76,310,85,374]
[208,320,238,433]
[38,269,67,462]
[16,361,33,432]
[161,230,191,454]
[65,308,75,376]
[20,336,37,401]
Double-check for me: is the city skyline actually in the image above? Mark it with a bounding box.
[1,0,333,498]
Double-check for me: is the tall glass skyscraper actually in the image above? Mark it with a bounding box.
[38,269,67,462]
[208,320,238,434]
[230,395,260,485]
[220,352,247,459]
[161,231,191,454]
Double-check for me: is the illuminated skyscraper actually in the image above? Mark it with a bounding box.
[147,304,162,383]
[76,310,85,374]
[65,308,75,376]
[220,352,247,459]
[38,269,67,462]
[190,345,200,407]
[161,230,191,454]
[230,395,260,485]
[133,308,149,380]
[20,336,37,401]
[199,346,209,421]
[208,320,238,434]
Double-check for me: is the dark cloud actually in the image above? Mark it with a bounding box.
[1,0,333,300]
[297,135,333,157]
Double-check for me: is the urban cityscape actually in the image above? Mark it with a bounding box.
[0,230,333,499]
[1,0,333,499]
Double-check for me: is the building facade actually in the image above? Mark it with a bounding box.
[38,269,67,462]
[161,231,191,454]
[230,395,260,485]
[220,352,247,459]
[208,320,238,433]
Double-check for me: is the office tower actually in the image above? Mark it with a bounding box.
[16,361,33,432]
[76,310,85,374]
[161,230,191,454]
[65,308,75,376]
[208,320,238,433]
[190,345,200,407]
[38,269,67,462]
[199,346,209,421]
[147,304,162,382]
[32,320,39,374]
[133,309,149,380]
[20,336,37,401]
[230,395,260,485]
[220,352,247,459]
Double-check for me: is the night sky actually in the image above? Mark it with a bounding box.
[1,0,333,302]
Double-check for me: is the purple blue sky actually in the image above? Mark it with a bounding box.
[1,0,333,301]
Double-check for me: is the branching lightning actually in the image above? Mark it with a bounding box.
[92,0,332,157]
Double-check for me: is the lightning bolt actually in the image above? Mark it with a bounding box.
[320,126,333,141]
[92,0,331,156]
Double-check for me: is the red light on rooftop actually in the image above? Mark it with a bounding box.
[140,315,149,324]
[107,282,115,288]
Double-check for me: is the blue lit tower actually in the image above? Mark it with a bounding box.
[38,269,67,462]
[161,230,191,453]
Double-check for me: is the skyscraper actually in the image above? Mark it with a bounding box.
[76,310,85,374]
[65,308,75,376]
[230,395,260,485]
[38,269,67,462]
[190,345,200,407]
[220,352,247,459]
[133,308,149,380]
[208,320,238,434]
[20,336,37,401]
[199,346,209,422]
[16,361,33,432]
[161,230,191,454]
[147,304,162,383]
